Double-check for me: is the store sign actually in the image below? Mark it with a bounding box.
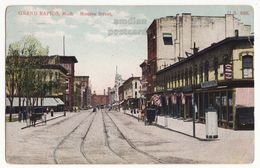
[201,80,218,89]
[224,64,233,80]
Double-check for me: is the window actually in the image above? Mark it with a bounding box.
[204,61,209,81]
[185,68,188,86]
[174,73,177,88]
[135,82,137,89]
[177,71,180,87]
[200,64,203,83]
[242,55,253,79]
[135,91,137,98]
[189,67,193,85]
[193,65,198,85]
[214,58,218,80]
[181,71,184,86]
[163,33,173,45]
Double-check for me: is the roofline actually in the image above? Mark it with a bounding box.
[157,36,254,74]
[122,76,140,85]
[50,55,78,63]
[74,75,89,78]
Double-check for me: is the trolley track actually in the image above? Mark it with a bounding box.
[101,111,128,163]
[104,110,165,164]
[53,112,96,164]
[79,112,97,163]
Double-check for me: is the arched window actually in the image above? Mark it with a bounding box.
[242,55,253,79]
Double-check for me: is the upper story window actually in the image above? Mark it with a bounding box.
[242,55,253,79]
[200,63,203,83]
[204,61,209,81]
[135,82,137,89]
[193,65,198,85]
[214,58,218,80]
[185,68,188,86]
[189,67,193,85]
[181,71,184,86]
[163,33,173,45]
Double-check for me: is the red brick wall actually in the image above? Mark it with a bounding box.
[91,94,109,107]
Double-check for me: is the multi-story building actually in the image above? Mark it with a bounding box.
[146,13,252,97]
[5,56,69,112]
[91,91,109,108]
[120,77,141,110]
[140,60,149,99]
[155,36,254,129]
[109,67,124,109]
[74,76,89,109]
[57,56,78,111]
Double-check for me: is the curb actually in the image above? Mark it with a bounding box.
[124,112,210,141]
[21,114,65,129]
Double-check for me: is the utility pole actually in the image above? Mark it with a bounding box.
[63,35,65,56]
[192,93,196,137]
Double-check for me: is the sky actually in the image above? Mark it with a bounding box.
[5,5,254,94]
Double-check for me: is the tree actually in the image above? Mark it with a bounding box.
[6,35,49,121]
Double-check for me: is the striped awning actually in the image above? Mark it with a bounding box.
[54,98,65,105]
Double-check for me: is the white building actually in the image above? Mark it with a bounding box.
[123,77,141,100]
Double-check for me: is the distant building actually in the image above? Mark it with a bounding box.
[120,77,141,110]
[109,67,124,108]
[57,56,78,111]
[146,13,252,97]
[74,76,89,109]
[91,91,109,108]
[139,60,149,99]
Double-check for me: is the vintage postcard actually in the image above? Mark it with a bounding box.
[4,4,255,165]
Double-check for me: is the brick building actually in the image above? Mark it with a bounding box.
[74,76,90,109]
[145,13,252,97]
[91,92,109,108]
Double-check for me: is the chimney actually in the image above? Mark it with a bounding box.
[104,89,105,95]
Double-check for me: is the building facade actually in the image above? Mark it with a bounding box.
[120,77,141,110]
[5,56,69,112]
[57,56,78,111]
[91,92,109,108]
[154,36,254,129]
[146,13,252,96]
[74,76,90,109]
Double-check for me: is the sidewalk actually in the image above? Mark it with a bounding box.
[6,111,71,129]
[123,110,254,141]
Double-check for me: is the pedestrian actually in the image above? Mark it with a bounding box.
[43,111,47,124]
[22,110,27,123]
[50,108,54,117]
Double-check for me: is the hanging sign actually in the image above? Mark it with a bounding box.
[224,64,233,80]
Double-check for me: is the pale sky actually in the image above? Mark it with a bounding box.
[6,5,254,94]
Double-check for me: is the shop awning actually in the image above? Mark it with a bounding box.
[5,97,61,107]
[54,98,65,105]
[43,98,59,106]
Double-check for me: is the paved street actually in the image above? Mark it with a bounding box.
[6,109,254,164]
